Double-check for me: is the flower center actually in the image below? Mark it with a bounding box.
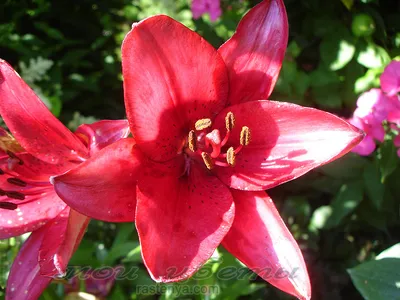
[0,151,27,210]
[0,134,26,210]
[185,112,251,170]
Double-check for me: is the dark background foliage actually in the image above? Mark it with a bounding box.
[0,0,399,299]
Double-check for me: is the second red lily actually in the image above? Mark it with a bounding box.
[53,1,363,299]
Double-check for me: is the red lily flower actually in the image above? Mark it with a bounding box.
[0,60,131,300]
[53,1,363,299]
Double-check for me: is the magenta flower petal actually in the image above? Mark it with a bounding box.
[0,60,88,164]
[74,119,130,155]
[53,139,140,222]
[38,208,89,277]
[218,0,288,104]
[380,60,400,96]
[212,101,363,190]
[191,0,222,21]
[0,190,66,239]
[136,162,235,282]
[122,15,229,162]
[6,227,52,300]
[223,190,311,300]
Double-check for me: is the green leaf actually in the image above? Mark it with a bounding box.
[341,0,354,10]
[309,206,332,232]
[313,84,342,108]
[325,180,364,228]
[320,33,356,70]
[104,241,139,265]
[287,41,302,58]
[122,245,142,263]
[357,43,391,69]
[363,162,385,209]
[34,22,64,40]
[348,258,400,300]
[292,70,310,97]
[377,141,399,182]
[355,68,382,94]
[376,244,400,260]
[319,154,368,179]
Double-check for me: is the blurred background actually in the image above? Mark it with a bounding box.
[0,0,399,299]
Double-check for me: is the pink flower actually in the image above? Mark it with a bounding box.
[349,88,400,156]
[388,110,400,157]
[191,0,222,21]
[380,60,400,96]
[348,117,376,156]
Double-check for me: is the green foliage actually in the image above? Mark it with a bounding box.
[348,244,400,300]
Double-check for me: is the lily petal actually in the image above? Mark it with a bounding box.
[74,119,130,155]
[0,59,88,164]
[136,161,235,282]
[223,190,311,300]
[53,139,140,222]
[6,226,52,300]
[122,15,229,162]
[0,190,66,239]
[218,0,288,104]
[213,101,363,190]
[0,152,73,181]
[39,207,90,277]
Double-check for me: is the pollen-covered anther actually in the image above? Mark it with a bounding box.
[201,152,214,170]
[0,202,18,210]
[6,191,25,201]
[226,147,236,167]
[225,112,235,132]
[240,126,251,146]
[6,150,24,165]
[195,118,212,130]
[7,177,27,187]
[0,132,24,153]
[188,130,197,152]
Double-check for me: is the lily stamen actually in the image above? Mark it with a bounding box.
[7,177,27,187]
[0,202,18,210]
[186,112,250,170]
[195,118,212,130]
[188,130,197,152]
[6,150,24,165]
[6,191,25,200]
[240,126,251,146]
[226,147,236,167]
[225,112,235,131]
[201,152,214,170]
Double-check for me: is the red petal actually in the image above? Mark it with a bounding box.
[0,190,66,239]
[0,152,72,181]
[218,0,288,104]
[136,162,235,282]
[53,139,140,222]
[0,60,88,164]
[6,226,52,300]
[223,190,311,300]
[74,120,130,155]
[39,208,89,277]
[213,101,363,190]
[122,16,229,162]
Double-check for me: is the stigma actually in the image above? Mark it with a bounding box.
[185,112,251,170]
